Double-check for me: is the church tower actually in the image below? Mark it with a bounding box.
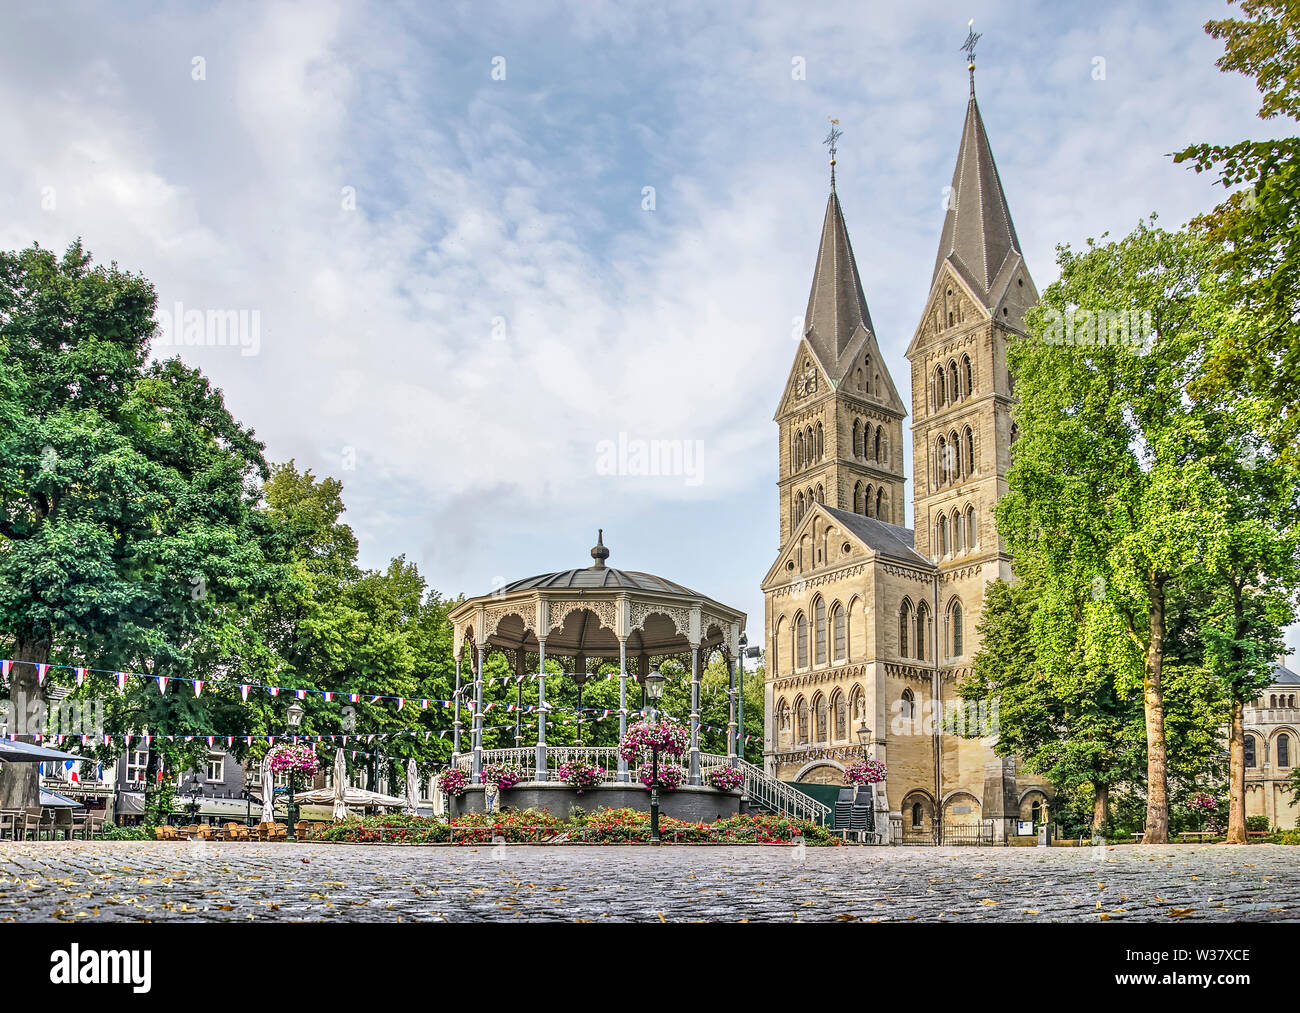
[907,67,1037,657]
[775,163,908,547]
[906,51,1040,838]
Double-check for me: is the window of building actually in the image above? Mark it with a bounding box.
[1279,733,1291,769]
[814,695,828,742]
[962,354,973,395]
[899,602,911,657]
[911,802,923,827]
[796,613,808,669]
[1245,735,1257,768]
[814,597,827,666]
[949,599,964,657]
[901,688,915,721]
[915,603,929,661]
[966,506,977,548]
[833,604,846,662]
[126,748,148,784]
[876,487,884,519]
[206,755,223,783]
[834,692,847,740]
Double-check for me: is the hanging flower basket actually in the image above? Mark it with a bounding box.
[558,761,603,794]
[638,763,687,792]
[437,768,471,798]
[481,763,527,790]
[843,758,887,786]
[267,744,320,779]
[705,765,744,792]
[619,720,688,763]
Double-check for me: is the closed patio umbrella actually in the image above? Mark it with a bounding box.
[404,758,419,815]
[260,753,276,823]
[332,748,349,821]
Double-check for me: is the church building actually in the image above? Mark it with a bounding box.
[761,65,1051,843]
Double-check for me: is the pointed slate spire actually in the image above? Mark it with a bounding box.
[931,75,1028,311]
[803,184,876,372]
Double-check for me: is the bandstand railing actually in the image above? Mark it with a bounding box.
[452,748,830,825]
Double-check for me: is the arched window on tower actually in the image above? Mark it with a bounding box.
[1279,733,1292,768]
[949,598,964,657]
[915,602,929,661]
[833,690,847,740]
[899,601,912,658]
[815,422,823,459]
[966,506,978,548]
[777,698,791,748]
[814,596,827,666]
[832,603,846,662]
[937,515,949,557]
[901,687,915,721]
[814,693,829,742]
[948,360,959,402]
[935,367,946,408]
[952,509,963,552]
[1245,734,1257,768]
[936,435,948,485]
[962,354,973,395]
[865,484,874,518]
[964,426,975,476]
[876,487,885,520]
[796,697,809,744]
[873,427,882,463]
[794,491,804,524]
[773,617,784,677]
[795,612,809,669]
[816,483,824,504]
[794,430,804,471]
[852,419,861,458]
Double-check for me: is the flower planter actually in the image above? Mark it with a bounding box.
[448,781,741,823]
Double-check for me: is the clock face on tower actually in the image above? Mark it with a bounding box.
[795,366,818,399]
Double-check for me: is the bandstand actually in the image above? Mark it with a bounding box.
[444,532,754,819]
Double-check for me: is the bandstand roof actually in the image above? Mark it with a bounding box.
[447,531,746,662]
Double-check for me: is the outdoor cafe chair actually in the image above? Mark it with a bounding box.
[0,809,21,840]
[52,808,76,840]
[23,807,46,841]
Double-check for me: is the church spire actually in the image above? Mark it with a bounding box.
[931,23,1030,311]
[803,123,876,370]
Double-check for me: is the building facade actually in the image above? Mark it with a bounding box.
[761,75,1050,842]
[1243,662,1300,830]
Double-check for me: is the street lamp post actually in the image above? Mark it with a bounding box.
[285,700,304,841]
[644,664,666,844]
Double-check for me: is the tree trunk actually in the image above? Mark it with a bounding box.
[1142,577,1170,844]
[1225,698,1247,844]
[1092,784,1109,835]
[0,639,52,810]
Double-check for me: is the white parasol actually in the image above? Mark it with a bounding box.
[332,748,349,821]
[404,758,419,815]
[260,752,276,823]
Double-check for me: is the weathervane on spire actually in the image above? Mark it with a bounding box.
[823,117,842,187]
[961,19,982,94]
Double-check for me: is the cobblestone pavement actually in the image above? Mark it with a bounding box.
[0,841,1296,922]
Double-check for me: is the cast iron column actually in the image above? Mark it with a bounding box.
[689,645,701,785]
[535,638,548,781]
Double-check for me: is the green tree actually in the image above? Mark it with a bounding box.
[960,580,1145,834]
[1001,224,1236,843]
[0,241,272,809]
[1175,0,1300,464]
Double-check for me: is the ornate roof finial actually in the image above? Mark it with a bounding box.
[961,19,982,96]
[823,117,842,189]
[590,528,609,569]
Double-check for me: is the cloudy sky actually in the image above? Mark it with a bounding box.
[2,0,1294,660]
